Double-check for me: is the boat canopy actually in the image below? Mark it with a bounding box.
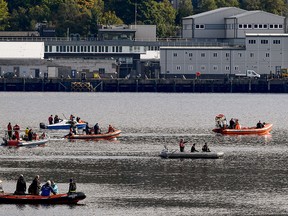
[215,114,227,128]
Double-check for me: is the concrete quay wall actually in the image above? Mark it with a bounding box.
[0,78,288,93]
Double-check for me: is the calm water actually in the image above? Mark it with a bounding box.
[0,92,288,215]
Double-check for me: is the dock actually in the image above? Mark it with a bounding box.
[0,78,288,93]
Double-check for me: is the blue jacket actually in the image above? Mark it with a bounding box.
[41,184,55,196]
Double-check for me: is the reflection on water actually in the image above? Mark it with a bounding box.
[0,93,288,215]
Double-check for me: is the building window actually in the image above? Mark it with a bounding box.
[195,24,205,29]
[188,65,193,71]
[273,40,280,44]
[213,53,218,57]
[248,40,256,44]
[239,24,243,29]
[173,53,178,57]
[238,53,242,57]
[213,65,218,71]
[248,24,252,28]
[225,66,230,71]
[225,53,230,57]
[261,40,268,44]
[266,53,270,57]
[176,65,181,70]
[188,53,193,57]
[200,65,206,70]
[235,66,239,71]
[201,53,205,57]
[279,24,283,28]
[250,53,254,57]
[254,24,258,29]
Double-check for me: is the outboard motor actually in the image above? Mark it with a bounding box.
[39,122,47,129]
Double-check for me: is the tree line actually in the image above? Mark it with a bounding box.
[0,0,287,38]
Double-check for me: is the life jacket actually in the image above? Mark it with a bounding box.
[179,141,185,148]
[69,182,76,193]
[7,124,12,131]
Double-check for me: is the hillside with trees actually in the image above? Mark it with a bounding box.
[0,0,287,38]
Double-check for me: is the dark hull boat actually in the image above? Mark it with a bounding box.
[0,192,86,204]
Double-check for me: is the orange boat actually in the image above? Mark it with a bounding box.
[65,129,121,140]
[212,114,273,135]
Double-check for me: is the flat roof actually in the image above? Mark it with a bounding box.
[246,33,288,37]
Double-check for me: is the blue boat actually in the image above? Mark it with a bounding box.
[40,119,86,130]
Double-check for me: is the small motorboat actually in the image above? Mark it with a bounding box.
[0,192,86,204]
[159,148,224,159]
[2,133,49,147]
[212,114,273,135]
[40,119,86,130]
[65,129,121,140]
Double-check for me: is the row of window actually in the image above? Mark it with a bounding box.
[238,24,283,29]
[175,65,251,71]
[173,52,272,58]
[186,24,283,30]
[248,39,281,44]
[45,45,160,53]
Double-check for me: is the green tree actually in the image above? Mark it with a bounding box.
[242,0,261,10]
[199,0,217,13]
[99,10,124,27]
[176,0,193,25]
[216,0,239,7]
[0,0,9,30]
[260,0,287,15]
[138,0,176,38]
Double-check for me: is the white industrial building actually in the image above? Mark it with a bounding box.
[182,7,285,39]
[160,7,288,77]
[160,34,288,77]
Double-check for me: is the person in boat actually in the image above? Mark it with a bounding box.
[85,122,91,135]
[108,124,115,133]
[40,132,46,139]
[179,138,187,152]
[70,114,75,121]
[54,115,60,124]
[256,120,264,128]
[202,143,211,152]
[28,175,41,195]
[7,122,12,140]
[94,123,101,134]
[48,115,53,125]
[76,117,80,122]
[191,143,199,152]
[51,180,59,194]
[41,180,56,196]
[14,174,26,195]
[13,124,20,140]
[68,178,77,194]
[229,118,235,129]
[23,127,29,140]
[28,129,33,141]
[32,132,39,140]
[235,119,241,130]
[70,122,77,135]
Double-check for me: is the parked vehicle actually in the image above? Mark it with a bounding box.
[235,70,260,78]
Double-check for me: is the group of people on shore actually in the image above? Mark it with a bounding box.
[14,174,76,196]
[179,139,211,152]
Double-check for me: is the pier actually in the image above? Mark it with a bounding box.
[0,78,288,93]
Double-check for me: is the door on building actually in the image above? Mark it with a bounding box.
[35,69,40,78]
